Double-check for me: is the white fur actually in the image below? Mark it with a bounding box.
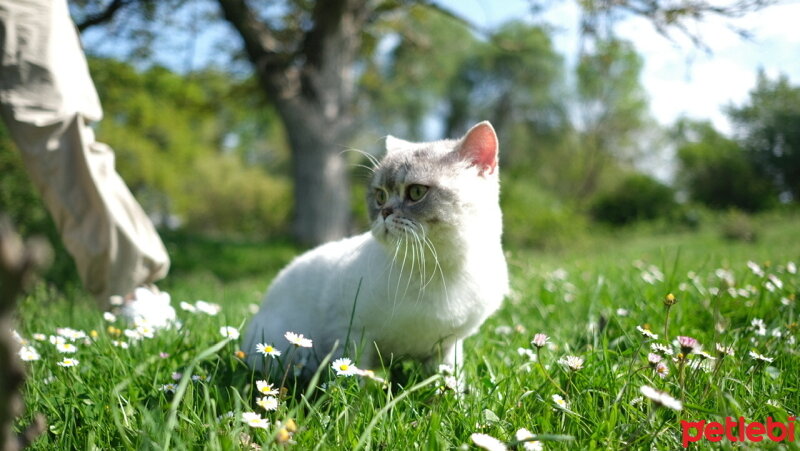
[244,124,509,375]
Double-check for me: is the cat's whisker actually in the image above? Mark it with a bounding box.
[401,228,417,301]
[395,234,412,303]
[407,227,428,304]
[340,147,380,170]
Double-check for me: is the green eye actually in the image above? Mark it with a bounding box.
[407,184,428,202]
[375,188,388,206]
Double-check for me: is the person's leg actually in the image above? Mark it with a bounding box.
[0,0,170,305]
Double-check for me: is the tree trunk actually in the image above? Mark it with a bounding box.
[217,0,368,246]
[279,103,351,244]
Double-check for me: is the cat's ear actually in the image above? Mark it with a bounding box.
[457,121,498,176]
[385,135,413,154]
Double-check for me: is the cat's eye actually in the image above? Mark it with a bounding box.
[375,188,388,206]
[407,184,428,202]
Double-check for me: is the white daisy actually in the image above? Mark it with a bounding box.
[57,358,79,367]
[56,342,77,354]
[515,428,543,451]
[636,326,658,340]
[256,396,279,411]
[255,343,281,358]
[748,350,774,363]
[470,432,507,451]
[284,331,313,348]
[256,380,279,396]
[160,383,178,393]
[242,412,270,429]
[640,385,682,410]
[18,346,40,361]
[552,394,568,409]
[103,312,117,322]
[558,355,584,371]
[219,326,240,340]
[331,358,358,376]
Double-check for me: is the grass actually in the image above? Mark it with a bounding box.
[12,214,800,449]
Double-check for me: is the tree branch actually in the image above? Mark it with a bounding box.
[217,0,284,65]
[76,0,134,32]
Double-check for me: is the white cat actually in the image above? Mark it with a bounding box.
[244,121,509,377]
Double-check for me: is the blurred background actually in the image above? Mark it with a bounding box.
[2,0,798,289]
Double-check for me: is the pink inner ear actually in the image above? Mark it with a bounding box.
[459,122,498,175]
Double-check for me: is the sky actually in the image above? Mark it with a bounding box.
[441,0,800,135]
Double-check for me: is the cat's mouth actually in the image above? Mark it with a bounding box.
[373,215,422,243]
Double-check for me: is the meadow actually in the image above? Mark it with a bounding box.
[12,214,800,450]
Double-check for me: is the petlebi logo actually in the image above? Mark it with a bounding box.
[681,416,797,447]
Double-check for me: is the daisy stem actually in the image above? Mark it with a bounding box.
[536,348,566,395]
[663,305,672,343]
[701,355,724,399]
[279,346,296,389]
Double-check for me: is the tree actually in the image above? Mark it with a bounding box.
[674,119,774,211]
[727,71,800,202]
[68,0,774,245]
[574,38,649,200]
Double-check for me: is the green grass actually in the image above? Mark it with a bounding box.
[12,215,800,450]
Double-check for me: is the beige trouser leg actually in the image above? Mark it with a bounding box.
[0,0,169,302]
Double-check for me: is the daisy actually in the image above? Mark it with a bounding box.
[531,333,549,349]
[647,353,662,365]
[694,350,716,360]
[56,342,77,353]
[748,351,773,363]
[559,355,584,371]
[241,412,270,429]
[18,346,40,361]
[103,312,117,322]
[56,328,86,341]
[171,372,183,381]
[135,324,155,339]
[515,428,543,451]
[179,301,197,313]
[285,331,313,348]
[194,300,221,316]
[160,383,177,393]
[640,385,682,411]
[552,394,568,409]
[715,343,735,357]
[355,368,387,384]
[256,396,279,411]
[256,380,279,396]
[32,333,46,341]
[331,358,358,376]
[516,348,537,361]
[650,343,674,356]
[255,343,281,358]
[111,340,129,349]
[676,336,700,355]
[636,326,658,340]
[470,433,507,451]
[219,326,240,340]
[49,335,66,345]
[57,358,79,367]
[654,362,670,378]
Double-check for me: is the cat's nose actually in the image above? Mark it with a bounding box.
[381,207,394,219]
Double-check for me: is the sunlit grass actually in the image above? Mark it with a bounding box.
[12,216,800,449]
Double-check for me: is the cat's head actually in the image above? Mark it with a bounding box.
[367,121,502,249]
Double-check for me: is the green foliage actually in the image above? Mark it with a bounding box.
[13,215,800,449]
[501,177,588,249]
[675,119,774,211]
[727,71,800,201]
[719,209,758,242]
[88,57,290,238]
[590,173,678,225]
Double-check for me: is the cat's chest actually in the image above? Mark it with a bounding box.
[355,275,491,356]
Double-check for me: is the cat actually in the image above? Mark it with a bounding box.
[243,121,509,379]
